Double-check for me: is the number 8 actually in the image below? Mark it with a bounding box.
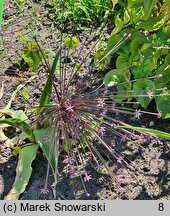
[158,203,164,211]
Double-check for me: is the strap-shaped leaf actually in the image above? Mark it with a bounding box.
[39,49,61,110]
[4,144,38,200]
[119,125,170,140]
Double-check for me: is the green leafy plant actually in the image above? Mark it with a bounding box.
[18,31,46,71]
[45,0,114,26]
[95,0,170,118]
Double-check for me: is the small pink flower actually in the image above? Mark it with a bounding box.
[135,170,140,176]
[40,187,49,194]
[129,171,136,177]
[117,156,123,164]
[96,163,103,170]
[120,135,127,142]
[134,109,142,119]
[97,98,105,107]
[98,126,106,135]
[147,90,154,99]
[157,111,162,119]
[84,172,92,182]
[60,134,65,140]
[65,101,74,112]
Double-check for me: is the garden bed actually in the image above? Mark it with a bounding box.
[0,1,170,200]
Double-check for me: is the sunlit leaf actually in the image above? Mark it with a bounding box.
[156,91,170,119]
[138,14,164,31]
[119,125,170,140]
[143,0,158,20]
[21,89,30,100]
[39,49,60,111]
[133,80,155,109]
[64,37,79,49]
[4,144,38,200]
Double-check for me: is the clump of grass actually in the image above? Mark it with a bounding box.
[45,0,114,26]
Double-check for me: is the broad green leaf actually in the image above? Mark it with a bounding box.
[119,125,170,140]
[39,49,60,111]
[164,54,170,65]
[104,68,130,87]
[162,26,170,38]
[22,42,42,71]
[133,80,155,109]
[142,58,157,71]
[4,144,38,200]
[104,74,119,87]
[107,29,132,56]
[113,82,132,102]
[0,118,34,142]
[154,64,170,88]
[131,57,157,79]
[138,14,164,31]
[12,110,29,122]
[160,0,170,21]
[156,91,170,119]
[127,0,143,8]
[123,10,130,24]
[34,128,57,179]
[143,0,158,20]
[116,54,129,69]
[141,43,152,52]
[127,1,144,24]
[111,16,124,35]
[0,108,28,122]
[106,34,121,54]
[64,37,79,49]
[130,37,143,56]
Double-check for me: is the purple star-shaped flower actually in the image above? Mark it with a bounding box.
[84,172,92,182]
[40,187,49,194]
